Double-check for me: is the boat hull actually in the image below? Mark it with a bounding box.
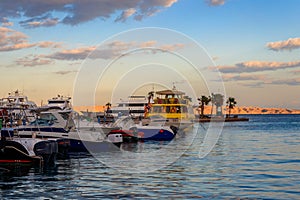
[16,127,123,153]
[109,127,176,142]
[0,142,42,165]
[0,139,58,166]
[137,127,175,141]
[68,139,120,153]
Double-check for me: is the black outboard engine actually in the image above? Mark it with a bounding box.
[34,140,58,167]
[56,138,70,159]
[170,125,178,135]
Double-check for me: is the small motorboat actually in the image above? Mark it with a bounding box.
[0,128,59,166]
[107,129,140,143]
[135,125,177,141]
[108,117,178,142]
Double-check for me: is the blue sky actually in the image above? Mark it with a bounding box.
[0,0,300,109]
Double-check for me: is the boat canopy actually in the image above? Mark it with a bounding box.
[156,90,185,96]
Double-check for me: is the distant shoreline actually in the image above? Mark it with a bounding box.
[73,105,300,115]
[198,106,300,115]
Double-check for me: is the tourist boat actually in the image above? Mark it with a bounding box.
[144,86,195,129]
[110,95,148,118]
[0,128,59,166]
[108,116,178,142]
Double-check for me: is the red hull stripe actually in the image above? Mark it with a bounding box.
[0,160,33,163]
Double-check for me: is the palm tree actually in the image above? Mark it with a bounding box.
[226,97,237,117]
[105,102,112,113]
[210,93,214,116]
[197,95,211,118]
[211,93,224,116]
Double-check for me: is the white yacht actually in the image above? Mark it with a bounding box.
[42,95,72,110]
[0,90,37,109]
[110,96,148,118]
[15,107,123,153]
[0,90,37,125]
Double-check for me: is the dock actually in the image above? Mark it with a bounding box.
[195,115,249,123]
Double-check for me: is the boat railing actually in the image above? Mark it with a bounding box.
[153,98,189,105]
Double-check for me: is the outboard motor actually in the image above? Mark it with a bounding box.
[34,140,58,167]
[170,125,178,135]
[56,138,70,159]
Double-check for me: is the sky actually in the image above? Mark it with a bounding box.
[0,0,300,109]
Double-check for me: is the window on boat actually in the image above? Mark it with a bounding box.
[59,112,70,120]
[35,113,58,125]
[166,106,170,113]
[48,100,66,104]
[127,103,145,107]
[8,98,16,102]
[153,106,163,113]
[40,113,58,121]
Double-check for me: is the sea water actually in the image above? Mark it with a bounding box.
[1,114,299,199]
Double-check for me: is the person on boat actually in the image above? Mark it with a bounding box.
[157,97,162,104]
[118,112,122,118]
[103,115,106,123]
[171,107,176,113]
[144,103,152,118]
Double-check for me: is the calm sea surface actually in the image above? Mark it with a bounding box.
[1,114,299,199]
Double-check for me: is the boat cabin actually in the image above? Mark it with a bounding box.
[46,95,72,110]
[146,87,194,120]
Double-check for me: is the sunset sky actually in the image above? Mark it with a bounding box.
[0,0,299,109]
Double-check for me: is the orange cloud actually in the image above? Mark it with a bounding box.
[215,61,300,73]
[0,27,63,52]
[16,55,54,67]
[0,27,34,51]
[267,38,300,51]
[37,41,63,48]
[115,8,136,22]
[207,0,225,6]
[48,46,97,60]
[222,74,267,81]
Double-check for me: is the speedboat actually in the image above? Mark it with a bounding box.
[108,116,177,142]
[15,107,122,153]
[0,128,59,166]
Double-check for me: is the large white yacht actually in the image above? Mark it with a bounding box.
[0,90,37,109]
[0,90,37,125]
[110,95,148,118]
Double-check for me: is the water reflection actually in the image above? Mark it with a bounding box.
[0,115,300,199]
